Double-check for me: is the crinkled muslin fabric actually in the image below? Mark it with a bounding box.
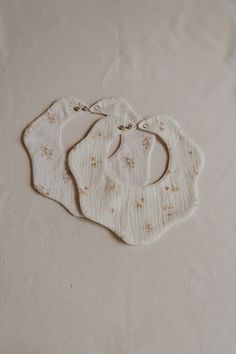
[90,97,155,186]
[68,114,203,245]
[23,96,154,216]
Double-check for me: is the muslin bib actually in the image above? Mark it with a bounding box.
[68,114,203,245]
[23,97,154,216]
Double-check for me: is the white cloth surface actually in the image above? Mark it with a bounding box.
[0,0,236,353]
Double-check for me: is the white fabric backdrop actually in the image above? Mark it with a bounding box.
[0,0,236,353]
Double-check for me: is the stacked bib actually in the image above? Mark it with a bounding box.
[23,97,203,245]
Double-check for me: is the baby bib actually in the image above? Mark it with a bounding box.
[23,96,154,216]
[23,97,87,216]
[68,115,203,245]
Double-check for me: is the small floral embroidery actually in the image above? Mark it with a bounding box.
[135,197,145,208]
[35,184,50,197]
[144,223,153,232]
[90,157,97,168]
[105,182,116,193]
[24,123,33,138]
[63,170,71,184]
[163,205,175,217]
[41,145,54,160]
[92,131,103,139]
[79,186,88,195]
[165,185,179,192]
[121,155,135,170]
[142,137,151,151]
[45,111,56,123]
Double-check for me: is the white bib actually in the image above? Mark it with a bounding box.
[68,115,203,245]
[23,97,154,216]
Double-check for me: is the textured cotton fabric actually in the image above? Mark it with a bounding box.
[23,97,87,216]
[69,115,203,245]
[23,96,154,216]
[90,97,155,186]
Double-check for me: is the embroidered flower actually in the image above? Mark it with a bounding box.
[35,184,50,197]
[121,155,135,170]
[144,223,153,232]
[63,170,71,184]
[24,123,33,138]
[105,182,116,193]
[92,131,103,140]
[45,111,56,123]
[163,205,174,217]
[135,197,145,208]
[79,186,88,195]
[142,137,151,151]
[41,145,54,159]
[90,157,97,168]
[165,185,179,192]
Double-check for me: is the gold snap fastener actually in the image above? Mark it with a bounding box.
[73,106,80,112]
[126,124,133,130]
[81,105,88,111]
[118,125,125,130]
[143,123,148,128]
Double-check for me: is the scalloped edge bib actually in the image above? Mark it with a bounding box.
[68,114,203,245]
